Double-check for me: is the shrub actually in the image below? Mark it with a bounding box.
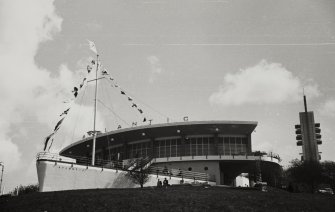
[12,184,39,196]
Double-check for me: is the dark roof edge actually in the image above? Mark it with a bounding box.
[60,120,257,154]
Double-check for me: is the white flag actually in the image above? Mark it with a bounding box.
[87,40,98,54]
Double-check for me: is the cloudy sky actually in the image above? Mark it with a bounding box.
[1,0,335,192]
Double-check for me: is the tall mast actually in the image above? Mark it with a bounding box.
[92,54,99,166]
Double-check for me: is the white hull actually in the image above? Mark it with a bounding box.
[36,160,213,192]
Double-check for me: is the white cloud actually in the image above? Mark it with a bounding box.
[318,99,335,117]
[0,0,62,171]
[0,137,21,172]
[147,55,163,83]
[209,60,320,106]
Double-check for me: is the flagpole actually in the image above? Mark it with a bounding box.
[92,54,99,166]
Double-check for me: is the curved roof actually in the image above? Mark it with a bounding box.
[60,120,257,155]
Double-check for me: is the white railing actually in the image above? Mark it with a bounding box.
[36,152,76,163]
[153,154,280,164]
[148,166,214,182]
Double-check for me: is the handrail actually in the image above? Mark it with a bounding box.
[148,166,214,182]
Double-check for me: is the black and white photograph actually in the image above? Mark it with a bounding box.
[0,0,335,211]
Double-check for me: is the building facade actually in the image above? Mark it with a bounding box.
[59,121,281,186]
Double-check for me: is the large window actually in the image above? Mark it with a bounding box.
[185,136,214,156]
[218,136,247,155]
[128,142,150,158]
[107,145,124,160]
[155,138,181,158]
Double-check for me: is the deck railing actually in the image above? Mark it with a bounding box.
[36,152,214,182]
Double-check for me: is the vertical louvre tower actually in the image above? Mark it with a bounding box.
[295,96,322,162]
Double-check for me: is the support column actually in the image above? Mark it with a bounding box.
[150,137,155,158]
[123,140,128,160]
[213,133,219,155]
[180,135,186,156]
[247,135,252,153]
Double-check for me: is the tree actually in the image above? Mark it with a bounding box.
[321,161,335,190]
[126,158,150,188]
[285,160,323,192]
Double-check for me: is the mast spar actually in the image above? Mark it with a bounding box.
[92,54,99,166]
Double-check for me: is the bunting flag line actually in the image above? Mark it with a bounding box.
[101,66,148,123]
[87,40,98,54]
[43,52,95,151]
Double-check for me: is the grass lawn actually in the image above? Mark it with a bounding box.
[0,185,334,212]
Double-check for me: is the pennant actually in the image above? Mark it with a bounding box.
[60,108,70,116]
[87,65,92,73]
[109,77,114,81]
[72,87,78,97]
[143,117,147,122]
[128,97,133,101]
[48,138,54,152]
[54,117,65,132]
[91,60,96,65]
[72,87,78,93]
[132,103,137,108]
[102,70,108,75]
[138,109,143,114]
[115,84,119,88]
[121,91,126,95]
[87,40,98,54]
[43,133,54,151]
[80,78,86,88]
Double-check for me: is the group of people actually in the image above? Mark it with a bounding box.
[157,178,169,188]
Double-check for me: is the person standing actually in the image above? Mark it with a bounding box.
[163,178,169,188]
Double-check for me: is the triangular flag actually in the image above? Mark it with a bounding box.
[121,91,126,95]
[54,117,65,132]
[48,138,55,152]
[60,108,70,116]
[143,117,147,122]
[138,109,143,114]
[43,133,54,151]
[72,87,78,92]
[102,70,108,75]
[128,97,133,101]
[87,65,92,73]
[87,40,98,54]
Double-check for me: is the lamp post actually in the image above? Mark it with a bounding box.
[0,162,4,195]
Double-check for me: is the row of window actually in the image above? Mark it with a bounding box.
[100,136,248,159]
